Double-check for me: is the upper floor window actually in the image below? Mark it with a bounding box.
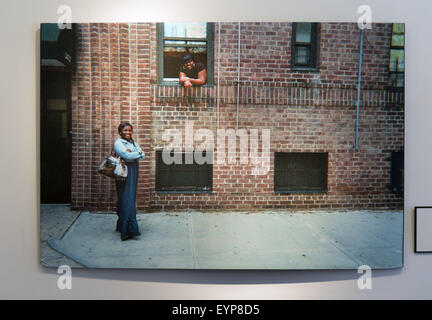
[388,23,405,89]
[291,22,318,70]
[157,22,214,85]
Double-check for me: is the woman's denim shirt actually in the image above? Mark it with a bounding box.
[114,138,145,162]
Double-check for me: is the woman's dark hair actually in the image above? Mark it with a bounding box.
[118,122,133,134]
[118,122,135,144]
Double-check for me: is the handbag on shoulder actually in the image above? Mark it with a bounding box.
[98,148,128,181]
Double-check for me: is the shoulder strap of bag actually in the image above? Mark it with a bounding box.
[110,145,117,157]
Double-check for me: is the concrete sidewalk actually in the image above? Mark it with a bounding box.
[41,205,403,270]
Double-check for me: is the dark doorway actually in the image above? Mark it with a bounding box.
[40,70,72,203]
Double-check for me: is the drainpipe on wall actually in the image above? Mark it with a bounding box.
[217,22,221,129]
[236,22,241,130]
[354,28,364,151]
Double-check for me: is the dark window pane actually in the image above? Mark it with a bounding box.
[295,46,310,65]
[389,151,404,193]
[156,151,212,191]
[396,73,404,87]
[389,73,397,87]
[163,49,208,78]
[274,153,328,192]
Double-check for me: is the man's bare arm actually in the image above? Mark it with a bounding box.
[188,69,207,86]
[179,72,189,85]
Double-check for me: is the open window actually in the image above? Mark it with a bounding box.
[157,22,214,85]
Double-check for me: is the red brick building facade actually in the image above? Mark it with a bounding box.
[70,22,404,212]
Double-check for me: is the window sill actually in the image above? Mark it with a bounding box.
[291,66,319,73]
[157,81,214,88]
[385,86,404,92]
[274,190,327,194]
[155,190,213,194]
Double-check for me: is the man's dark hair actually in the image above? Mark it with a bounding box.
[183,53,194,64]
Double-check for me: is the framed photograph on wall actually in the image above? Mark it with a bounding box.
[40,21,405,270]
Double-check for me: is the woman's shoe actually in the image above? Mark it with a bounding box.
[121,234,132,241]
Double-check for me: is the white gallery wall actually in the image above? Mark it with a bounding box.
[0,0,431,299]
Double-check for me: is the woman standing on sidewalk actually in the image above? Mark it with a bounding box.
[114,122,145,241]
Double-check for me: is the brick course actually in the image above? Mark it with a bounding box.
[70,22,404,212]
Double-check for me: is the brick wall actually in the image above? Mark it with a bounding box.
[215,22,392,88]
[71,23,152,211]
[71,22,404,211]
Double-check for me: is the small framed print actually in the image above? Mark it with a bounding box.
[415,207,432,253]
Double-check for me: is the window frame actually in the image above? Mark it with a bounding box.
[155,150,213,193]
[274,152,328,194]
[157,22,214,86]
[388,23,405,91]
[291,22,319,71]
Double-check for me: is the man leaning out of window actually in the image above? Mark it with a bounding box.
[179,53,207,88]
